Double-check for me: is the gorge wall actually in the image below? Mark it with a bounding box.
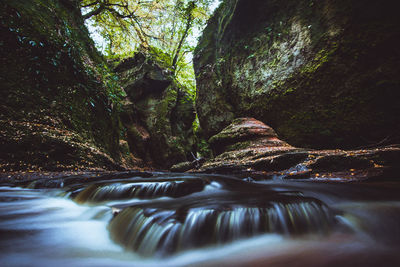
[0,0,125,171]
[0,0,196,171]
[116,53,195,169]
[194,0,400,149]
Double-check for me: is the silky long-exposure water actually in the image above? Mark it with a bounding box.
[1,172,400,266]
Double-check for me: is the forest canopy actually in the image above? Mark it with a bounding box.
[79,0,219,97]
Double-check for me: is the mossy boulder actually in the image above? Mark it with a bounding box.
[170,161,194,173]
[209,117,288,155]
[194,0,400,148]
[0,0,128,171]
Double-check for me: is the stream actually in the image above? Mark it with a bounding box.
[1,172,400,266]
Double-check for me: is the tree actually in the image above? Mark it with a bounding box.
[79,0,218,98]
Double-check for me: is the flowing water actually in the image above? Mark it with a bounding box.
[1,172,400,266]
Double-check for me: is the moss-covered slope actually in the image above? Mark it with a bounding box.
[0,0,126,171]
[194,0,400,148]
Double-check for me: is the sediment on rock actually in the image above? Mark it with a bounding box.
[196,118,400,181]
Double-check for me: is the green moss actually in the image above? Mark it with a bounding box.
[194,0,400,148]
[301,44,338,74]
[0,0,125,170]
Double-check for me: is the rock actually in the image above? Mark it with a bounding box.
[116,52,195,168]
[209,117,283,155]
[108,182,335,256]
[0,0,128,171]
[198,118,400,181]
[194,0,400,148]
[170,161,194,172]
[118,140,143,167]
[199,118,299,174]
[371,149,400,166]
[116,52,172,101]
[308,154,373,172]
[252,152,309,172]
[170,157,206,172]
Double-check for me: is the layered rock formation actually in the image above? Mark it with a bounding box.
[0,0,127,171]
[194,0,400,149]
[116,52,195,168]
[198,118,400,181]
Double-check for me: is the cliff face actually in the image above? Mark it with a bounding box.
[116,53,196,169]
[194,0,400,148]
[0,0,126,171]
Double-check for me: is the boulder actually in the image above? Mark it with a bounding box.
[209,117,291,155]
[198,118,400,181]
[170,161,194,173]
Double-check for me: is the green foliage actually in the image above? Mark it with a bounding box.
[192,115,212,158]
[80,0,218,99]
[95,63,127,110]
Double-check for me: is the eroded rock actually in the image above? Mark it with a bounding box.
[194,0,400,148]
[116,52,195,168]
[0,0,127,171]
[197,118,400,181]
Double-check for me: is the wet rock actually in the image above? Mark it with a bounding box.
[170,157,206,172]
[199,118,298,174]
[209,118,289,155]
[309,154,373,172]
[170,161,194,172]
[371,149,400,166]
[74,178,206,203]
[21,170,153,189]
[198,118,400,181]
[253,152,309,171]
[108,188,335,256]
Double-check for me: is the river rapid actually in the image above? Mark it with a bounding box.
[1,172,400,267]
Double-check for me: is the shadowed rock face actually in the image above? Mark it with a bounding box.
[197,118,400,181]
[194,0,400,148]
[116,53,173,101]
[0,0,126,171]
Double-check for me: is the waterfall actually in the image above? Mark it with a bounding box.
[108,197,335,257]
[74,179,206,203]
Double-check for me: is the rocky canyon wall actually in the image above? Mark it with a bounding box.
[194,0,400,149]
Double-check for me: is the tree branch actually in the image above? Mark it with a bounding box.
[81,1,100,8]
[171,12,193,71]
[82,3,106,19]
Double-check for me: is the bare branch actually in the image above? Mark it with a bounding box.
[82,3,106,19]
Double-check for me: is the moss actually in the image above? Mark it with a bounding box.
[0,0,126,170]
[194,0,400,148]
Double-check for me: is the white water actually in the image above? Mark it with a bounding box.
[1,175,400,267]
